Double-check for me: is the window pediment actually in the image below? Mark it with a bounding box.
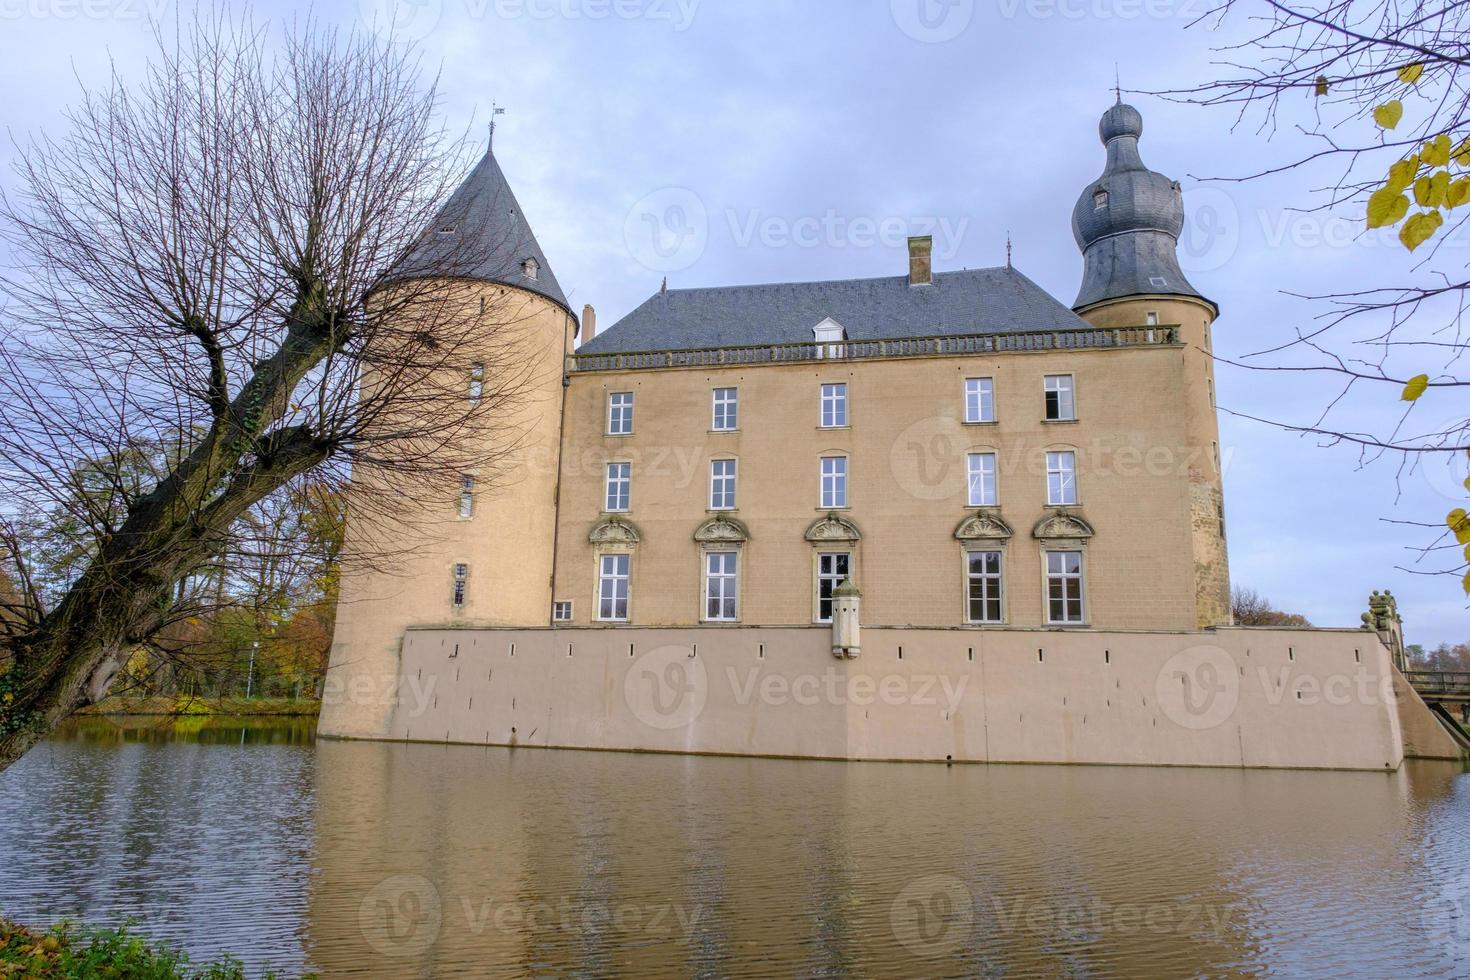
[805,513,862,542]
[589,516,641,545]
[1032,510,1094,541]
[954,509,1013,542]
[694,515,749,543]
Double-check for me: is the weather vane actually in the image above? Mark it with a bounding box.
[489,102,507,148]
[1114,64,1122,104]
[1006,231,1012,269]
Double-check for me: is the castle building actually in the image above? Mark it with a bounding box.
[328,102,1231,714]
[318,104,1470,772]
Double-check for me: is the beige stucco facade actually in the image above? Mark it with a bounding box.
[552,313,1224,635]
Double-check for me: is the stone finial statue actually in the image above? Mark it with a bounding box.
[1363,590,1407,671]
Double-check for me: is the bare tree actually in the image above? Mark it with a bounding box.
[0,15,543,770]
[1231,585,1313,626]
[1166,0,1470,590]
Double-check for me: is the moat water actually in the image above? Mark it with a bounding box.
[0,715,1467,978]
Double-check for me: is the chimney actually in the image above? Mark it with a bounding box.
[907,235,933,286]
[582,304,596,341]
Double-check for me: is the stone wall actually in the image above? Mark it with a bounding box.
[320,624,1413,771]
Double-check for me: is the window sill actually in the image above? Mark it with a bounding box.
[710,428,739,434]
[604,432,634,438]
[963,420,998,426]
[816,505,852,511]
[817,425,851,431]
[1044,622,1091,629]
[1042,418,1079,424]
[707,507,739,514]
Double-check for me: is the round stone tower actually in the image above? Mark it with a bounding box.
[1072,102,1231,627]
[321,143,579,739]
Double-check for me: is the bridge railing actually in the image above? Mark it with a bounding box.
[1403,670,1470,697]
[570,325,1180,373]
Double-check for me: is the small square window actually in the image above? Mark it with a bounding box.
[820,383,847,428]
[552,601,573,622]
[607,392,634,435]
[1046,451,1078,506]
[966,453,997,507]
[712,387,738,431]
[820,456,848,508]
[964,378,995,424]
[1044,375,1075,421]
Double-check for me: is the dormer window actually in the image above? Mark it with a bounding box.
[1093,189,1108,210]
[522,257,539,280]
[1149,276,1167,288]
[813,316,846,359]
[438,225,457,237]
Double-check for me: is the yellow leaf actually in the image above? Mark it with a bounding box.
[1400,210,1443,250]
[1452,508,1470,544]
[1462,570,1470,595]
[1449,177,1470,208]
[1423,134,1452,167]
[1418,170,1450,207]
[1375,100,1404,129]
[1387,155,1420,193]
[1402,373,1430,400]
[1367,187,1410,228]
[1315,75,1329,96]
[1455,140,1470,167]
[1399,63,1425,84]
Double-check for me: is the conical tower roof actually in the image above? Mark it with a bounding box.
[388,146,572,314]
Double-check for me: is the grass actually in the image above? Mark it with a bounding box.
[76,696,320,718]
[0,918,309,979]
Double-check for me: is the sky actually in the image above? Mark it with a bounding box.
[1,0,1465,645]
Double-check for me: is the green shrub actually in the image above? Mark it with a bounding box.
[0,917,303,979]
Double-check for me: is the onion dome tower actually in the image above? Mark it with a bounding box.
[1071,102,1214,316]
[1071,100,1230,628]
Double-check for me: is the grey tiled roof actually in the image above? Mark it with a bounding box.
[387,149,572,314]
[580,266,1091,353]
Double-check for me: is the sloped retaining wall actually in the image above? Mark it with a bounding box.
[319,625,1418,771]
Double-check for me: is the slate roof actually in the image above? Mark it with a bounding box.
[387,148,572,314]
[579,266,1092,354]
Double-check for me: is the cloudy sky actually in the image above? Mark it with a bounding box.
[3,0,1465,644]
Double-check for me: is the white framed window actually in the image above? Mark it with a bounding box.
[1046,451,1077,506]
[820,456,848,508]
[966,452,997,507]
[1044,375,1075,421]
[1145,311,1159,326]
[1046,550,1085,624]
[469,363,485,403]
[816,552,851,623]
[964,378,995,423]
[605,462,631,512]
[712,387,738,431]
[966,551,1003,624]
[607,392,634,435]
[820,383,848,427]
[710,459,737,510]
[552,601,573,622]
[458,474,475,519]
[522,257,539,280]
[452,563,468,608]
[597,554,630,622]
[704,551,738,621]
